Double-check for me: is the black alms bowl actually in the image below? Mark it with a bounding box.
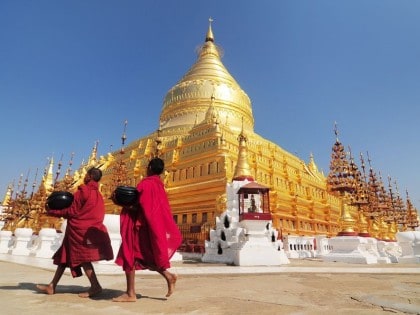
[46,191,74,210]
[112,186,138,206]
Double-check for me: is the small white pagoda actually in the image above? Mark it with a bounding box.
[202,128,289,266]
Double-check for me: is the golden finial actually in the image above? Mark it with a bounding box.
[205,93,218,123]
[333,121,339,142]
[30,168,39,198]
[206,17,214,42]
[387,175,396,210]
[122,120,128,146]
[54,153,64,186]
[238,117,246,140]
[360,152,365,171]
[66,152,74,176]
[87,141,99,167]
[120,120,128,155]
[308,152,319,173]
[16,173,23,198]
[22,168,30,197]
[119,120,128,155]
[366,151,374,171]
[110,119,130,188]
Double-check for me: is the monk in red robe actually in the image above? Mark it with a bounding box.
[113,157,182,302]
[36,167,114,297]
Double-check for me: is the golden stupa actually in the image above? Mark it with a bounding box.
[92,21,344,240]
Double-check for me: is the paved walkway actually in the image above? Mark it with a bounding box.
[0,254,419,314]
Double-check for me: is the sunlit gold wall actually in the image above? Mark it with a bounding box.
[99,121,347,238]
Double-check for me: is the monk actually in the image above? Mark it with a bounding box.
[36,167,114,297]
[113,157,182,302]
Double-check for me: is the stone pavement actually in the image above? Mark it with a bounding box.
[0,254,419,315]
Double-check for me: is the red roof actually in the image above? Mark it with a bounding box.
[237,182,269,193]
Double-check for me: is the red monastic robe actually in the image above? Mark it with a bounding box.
[115,175,182,272]
[48,181,113,277]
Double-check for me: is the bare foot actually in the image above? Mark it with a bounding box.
[36,284,55,295]
[112,293,137,302]
[78,286,102,298]
[163,271,177,297]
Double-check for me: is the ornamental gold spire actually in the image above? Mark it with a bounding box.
[327,123,356,195]
[392,181,407,230]
[1,184,12,207]
[348,147,369,236]
[53,153,76,192]
[43,157,54,193]
[111,120,130,188]
[205,94,219,124]
[53,153,64,188]
[233,119,254,181]
[406,190,419,230]
[88,141,99,167]
[206,17,214,42]
[307,153,318,173]
[326,123,357,236]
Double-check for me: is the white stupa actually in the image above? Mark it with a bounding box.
[202,129,289,266]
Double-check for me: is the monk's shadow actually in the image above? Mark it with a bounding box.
[0,282,37,291]
[96,289,167,301]
[0,282,86,294]
[1,282,88,296]
[0,283,167,301]
[0,283,106,298]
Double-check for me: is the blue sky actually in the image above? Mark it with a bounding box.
[1,1,419,208]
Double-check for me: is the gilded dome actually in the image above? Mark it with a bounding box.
[160,23,254,134]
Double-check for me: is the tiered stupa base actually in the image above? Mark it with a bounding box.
[202,180,290,266]
[395,231,420,263]
[232,222,289,266]
[321,236,380,264]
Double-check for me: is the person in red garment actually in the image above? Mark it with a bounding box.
[36,167,114,297]
[113,157,182,302]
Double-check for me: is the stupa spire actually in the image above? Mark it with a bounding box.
[30,168,39,198]
[347,147,369,236]
[111,120,130,188]
[206,17,214,42]
[392,180,407,230]
[54,153,64,187]
[327,123,355,195]
[307,152,318,173]
[88,141,99,167]
[406,190,419,230]
[326,123,357,236]
[1,184,13,207]
[233,118,254,181]
[205,93,218,123]
[43,157,54,192]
